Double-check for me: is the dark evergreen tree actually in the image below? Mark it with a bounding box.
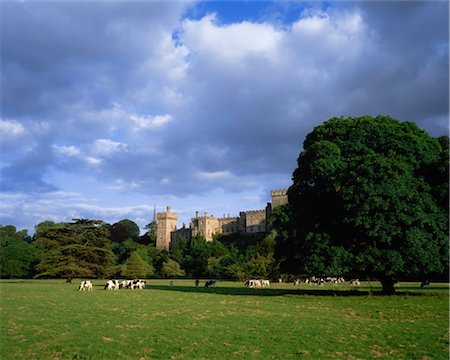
[34,219,114,282]
[121,251,154,278]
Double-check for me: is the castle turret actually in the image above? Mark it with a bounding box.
[156,206,179,251]
[271,189,288,208]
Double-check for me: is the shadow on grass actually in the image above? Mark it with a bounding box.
[143,284,437,297]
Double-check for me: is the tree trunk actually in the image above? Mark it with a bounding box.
[380,278,396,294]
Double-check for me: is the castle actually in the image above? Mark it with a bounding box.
[155,189,288,250]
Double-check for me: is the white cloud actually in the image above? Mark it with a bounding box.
[181,14,282,63]
[92,139,128,155]
[53,145,80,157]
[0,119,25,138]
[196,170,232,181]
[129,114,173,130]
[85,156,102,166]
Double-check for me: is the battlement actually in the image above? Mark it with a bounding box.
[157,212,178,220]
[271,189,288,196]
[242,209,265,215]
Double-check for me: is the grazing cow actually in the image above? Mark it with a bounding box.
[349,279,360,286]
[260,279,270,287]
[420,280,430,288]
[79,280,93,291]
[104,279,120,290]
[120,279,146,290]
[120,280,132,289]
[205,280,216,287]
[244,279,262,288]
[195,279,200,288]
[133,279,146,290]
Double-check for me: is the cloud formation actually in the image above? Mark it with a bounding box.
[1,1,448,232]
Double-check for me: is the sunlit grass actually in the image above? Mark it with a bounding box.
[0,279,448,359]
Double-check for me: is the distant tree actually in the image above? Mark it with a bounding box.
[121,251,154,278]
[33,221,57,240]
[154,250,170,275]
[161,259,185,278]
[34,219,114,282]
[138,220,157,245]
[216,247,241,279]
[206,257,221,278]
[207,240,229,258]
[184,236,209,277]
[0,226,37,278]
[110,239,137,264]
[285,116,449,293]
[170,238,188,264]
[244,255,273,279]
[110,219,140,243]
[224,263,246,281]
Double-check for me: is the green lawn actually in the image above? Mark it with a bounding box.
[0,279,448,359]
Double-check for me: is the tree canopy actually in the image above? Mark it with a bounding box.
[0,226,36,278]
[34,219,114,282]
[121,251,154,278]
[284,116,449,293]
[109,219,140,243]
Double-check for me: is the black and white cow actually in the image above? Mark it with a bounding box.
[120,279,146,289]
[104,279,120,290]
[79,280,93,291]
[205,280,216,288]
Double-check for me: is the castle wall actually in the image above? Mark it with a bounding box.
[242,209,266,233]
[171,226,191,246]
[190,212,220,241]
[218,217,239,233]
[156,188,289,249]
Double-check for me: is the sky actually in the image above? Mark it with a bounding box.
[1,0,449,234]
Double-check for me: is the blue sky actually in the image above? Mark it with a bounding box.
[1,0,449,234]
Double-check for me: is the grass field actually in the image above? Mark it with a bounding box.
[0,279,448,359]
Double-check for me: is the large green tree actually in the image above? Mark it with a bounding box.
[284,116,448,293]
[0,225,37,278]
[34,219,114,282]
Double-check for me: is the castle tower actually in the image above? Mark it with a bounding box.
[271,189,288,208]
[156,206,178,251]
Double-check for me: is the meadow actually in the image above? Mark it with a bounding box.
[0,279,448,360]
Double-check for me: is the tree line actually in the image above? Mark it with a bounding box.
[0,218,279,282]
[1,116,448,293]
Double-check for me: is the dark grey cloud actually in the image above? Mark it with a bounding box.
[0,1,448,203]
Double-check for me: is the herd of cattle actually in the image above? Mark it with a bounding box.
[78,277,363,291]
[292,276,357,286]
[78,278,433,291]
[78,279,146,291]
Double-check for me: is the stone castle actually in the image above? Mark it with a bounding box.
[155,189,288,250]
